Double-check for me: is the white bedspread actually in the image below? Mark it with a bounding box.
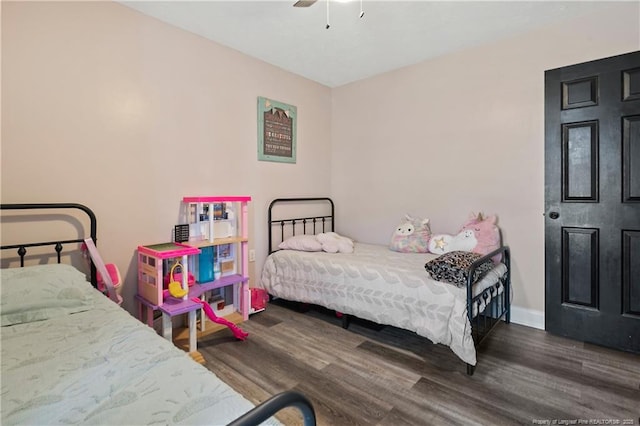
[1,264,280,426]
[260,243,507,366]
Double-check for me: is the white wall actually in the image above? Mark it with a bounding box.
[1,1,332,313]
[331,2,640,324]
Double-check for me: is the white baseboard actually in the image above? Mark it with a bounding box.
[509,305,545,330]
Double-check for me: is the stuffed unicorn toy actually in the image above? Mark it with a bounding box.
[429,213,500,258]
[389,214,431,253]
[460,213,501,256]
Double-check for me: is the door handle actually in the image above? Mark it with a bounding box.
[548,211,560,219]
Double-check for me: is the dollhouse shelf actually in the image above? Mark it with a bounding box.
[187,236,248,248]
[155,274,249,316]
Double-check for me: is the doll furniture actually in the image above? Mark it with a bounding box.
[136,242,202,353]
[136,196,252,358]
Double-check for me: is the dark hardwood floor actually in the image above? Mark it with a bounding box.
[198,301,640,426]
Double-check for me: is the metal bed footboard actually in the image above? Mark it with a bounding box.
[228,390,316,426]
[0,203,99,287]
[465,245,511,375]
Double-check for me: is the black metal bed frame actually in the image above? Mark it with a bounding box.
[268,197,335,251]
[0,203,99,287]
[464,245,511,375]
[229,390,316,426]
[0,202,317,425]
[267,197,511,376]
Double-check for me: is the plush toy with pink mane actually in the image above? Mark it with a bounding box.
[459,213,501,257]
[429,213,501,260]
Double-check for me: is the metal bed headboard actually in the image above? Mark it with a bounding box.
[0,203,98,287]
[268,197,334,254]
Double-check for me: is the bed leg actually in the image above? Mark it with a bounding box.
[341,314,350,329]
[299,303,311,313]
[466,364,475,376]
[503,292,511,324]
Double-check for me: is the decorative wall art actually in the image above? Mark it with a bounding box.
[257,96,297,163]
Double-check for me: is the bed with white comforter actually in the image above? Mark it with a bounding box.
[260,242,507,366]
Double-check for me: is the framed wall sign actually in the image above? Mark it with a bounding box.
[257,96,297,163]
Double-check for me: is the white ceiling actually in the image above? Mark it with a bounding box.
[120,1,611,87]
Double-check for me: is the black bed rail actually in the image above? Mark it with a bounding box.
[465,245,511,375]
[268,197,335,254]
[0,203,98,286]
[227,390,316,426]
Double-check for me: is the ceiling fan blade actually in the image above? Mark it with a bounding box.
[293,0,317,7]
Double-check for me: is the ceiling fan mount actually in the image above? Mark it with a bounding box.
[293,0,318,7]
[294,0,364,27]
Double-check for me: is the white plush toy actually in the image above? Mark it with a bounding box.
[317,232,354,254]
[428,213,501,258]
[428,229,478,255]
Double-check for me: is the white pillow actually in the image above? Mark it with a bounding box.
[317,232,354,253]
[278,235,323,252]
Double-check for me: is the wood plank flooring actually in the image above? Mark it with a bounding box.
[198,301,640,426]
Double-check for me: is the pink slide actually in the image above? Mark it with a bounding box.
[191,298,249,340]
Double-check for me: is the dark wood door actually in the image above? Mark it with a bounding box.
[545,51,640,353]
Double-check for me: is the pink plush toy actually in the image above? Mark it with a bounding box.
[429,213,501,259]
[389,214,431,253]
[459,213,501,256]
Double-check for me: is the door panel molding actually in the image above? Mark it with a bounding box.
[562,121,599,202]
[562,76,599,109]
[561,227,599,308]
[622,115,640,202]
[622,229,640,316]
[622,67,640,101]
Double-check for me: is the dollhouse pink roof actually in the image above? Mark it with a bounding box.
[183,196,251,202]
